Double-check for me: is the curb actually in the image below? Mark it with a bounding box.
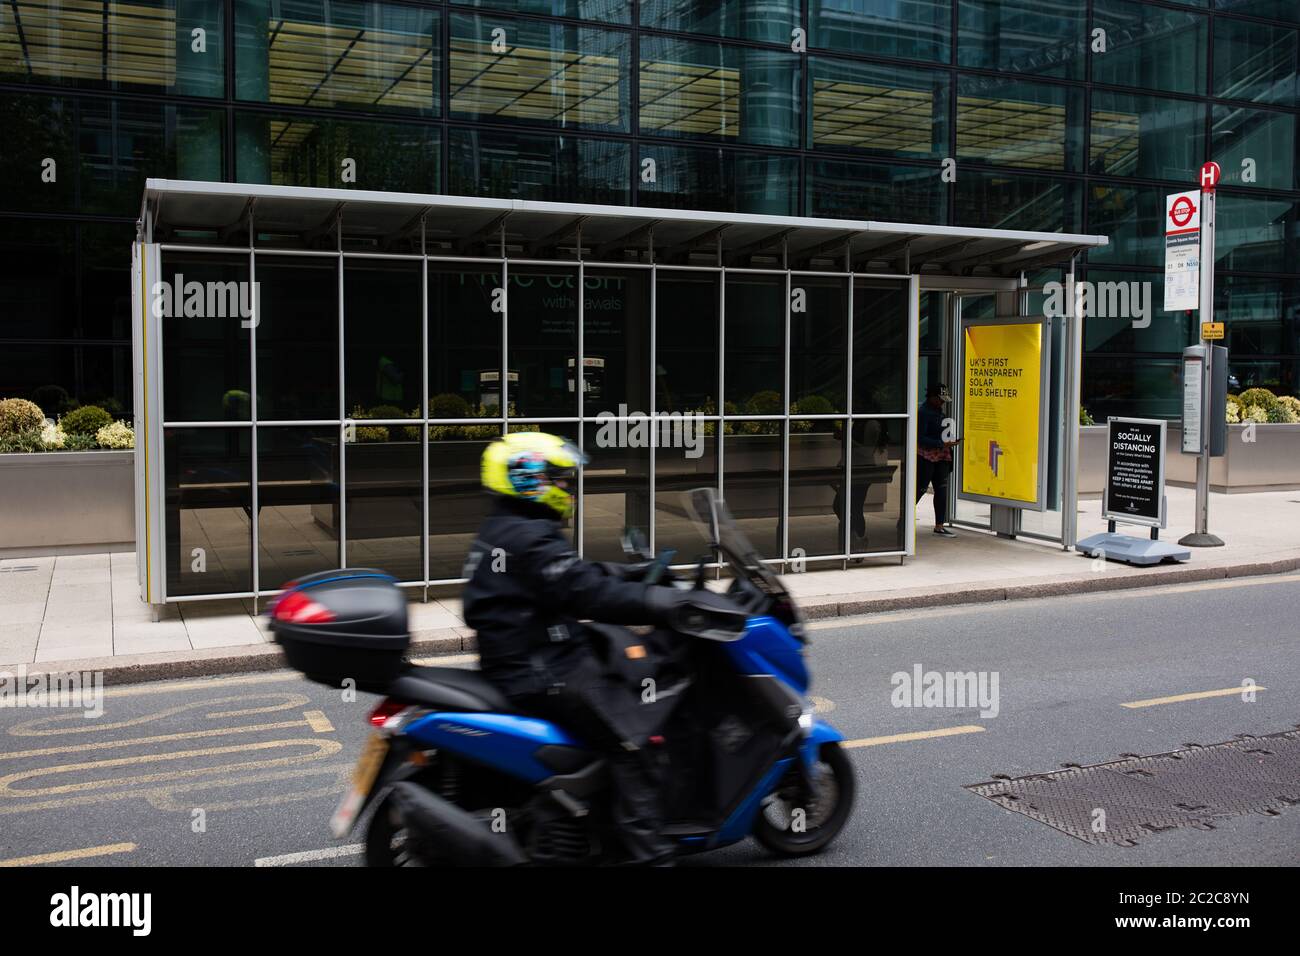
[5,558,1297,688]
[794,554,1300,620]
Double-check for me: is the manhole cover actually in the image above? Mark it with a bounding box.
[966,729,1300,845]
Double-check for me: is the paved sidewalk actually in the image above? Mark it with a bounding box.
[1,486,1296,682]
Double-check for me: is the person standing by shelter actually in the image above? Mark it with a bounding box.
[917,384,959,537]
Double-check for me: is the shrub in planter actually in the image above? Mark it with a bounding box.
[96,420,135,449]
[0,427,45,453]
[1280,395,1300,421]
[64,432,99,451]
[0,398,46,436]
[41,421,66,449]
[429,393,472,419]
[61,404,112,436]
[1226,395,1242,424]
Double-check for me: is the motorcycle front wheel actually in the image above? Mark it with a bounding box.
[753,742,856,857]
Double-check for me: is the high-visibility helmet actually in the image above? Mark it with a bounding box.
[481,432,584,519]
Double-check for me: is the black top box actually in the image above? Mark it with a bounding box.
[269,569,410,690]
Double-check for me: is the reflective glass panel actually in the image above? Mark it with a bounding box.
[1089,90,1203,181]
[848,418,906,554]
[345,424,423,582]
[581,422,651,562]
[809,0,952,64]
[654,432,718,559]
[639,36,801,148]
[345,259,422,419]
[809,57,948,159]
[234,111,439,191]
[430,430,499,580]
[1213,16,1298,107]
[257,426,341,589]
[957,75,1083,172]
[640,1,795,44]
[724,425,782,558]
[853,279,909,414]
[1212,104,1297,192]
[790,276,847,413]
[806,159,945,224]
[788,419,846,558]
[429,263,504,418]
[1090,0,1207,97]
[508,266,578,417]
[724,273,784,411]
[449,128,630,204]
[450,13,629,132]
[655,270,719,414]
[583,267,651,415]
[161,252,253,422]
[637,143,797,215]
[0,0,224,96]
[255,256,339,421]
[957,0,1086,79]
[235,0,440,116]
[164,427,252,596]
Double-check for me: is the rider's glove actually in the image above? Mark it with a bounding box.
[644,587,747,639]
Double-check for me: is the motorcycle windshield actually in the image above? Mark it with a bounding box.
[684,488,793,606]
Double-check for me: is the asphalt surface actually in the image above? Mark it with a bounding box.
[1,572,1297,867]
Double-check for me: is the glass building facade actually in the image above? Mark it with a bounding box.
[3,0,1299,425]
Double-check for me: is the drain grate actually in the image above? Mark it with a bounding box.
[966,729,1300,845]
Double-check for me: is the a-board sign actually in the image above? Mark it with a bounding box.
[1103,417,1166,528]
[959,318,1050,511]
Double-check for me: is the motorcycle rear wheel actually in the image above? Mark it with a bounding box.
[753,742,855,857]
[365,793,426,867]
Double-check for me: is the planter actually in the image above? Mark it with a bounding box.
[1078,423,1300,496]
[0,450,135,554]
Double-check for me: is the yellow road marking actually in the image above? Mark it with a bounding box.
[303,710,334,733]
[841,725,986,748]
[8,692,310,737]
[99,672,304,699]
[0,717,319,761]
[0,738,341,798]
[1121,686,1266,709]
[0,763,350,816]
[0,842,136,867]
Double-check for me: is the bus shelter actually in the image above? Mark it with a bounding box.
[131,179,1106,607]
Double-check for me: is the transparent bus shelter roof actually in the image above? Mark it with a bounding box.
[140,180,1107,274]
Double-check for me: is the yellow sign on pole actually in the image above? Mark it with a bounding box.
[1201,321,1224,340]
[961,323,1043,505]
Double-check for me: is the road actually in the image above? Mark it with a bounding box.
[1,573,1297,867]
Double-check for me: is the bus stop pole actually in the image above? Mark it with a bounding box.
[1180,182,1224,547]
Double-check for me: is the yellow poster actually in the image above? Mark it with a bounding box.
[961,323,1042,505]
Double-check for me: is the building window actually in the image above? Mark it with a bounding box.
[957,0,1086,79]
[809,0,952,65]
[957,75,1084,173]
[639,36,802,148]
[449,13,630,132]
[235,0,441,117]
[809,57,949,160]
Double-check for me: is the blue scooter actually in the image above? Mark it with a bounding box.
[308,489,854,866]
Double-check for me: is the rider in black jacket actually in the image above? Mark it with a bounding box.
[462,431,717,864]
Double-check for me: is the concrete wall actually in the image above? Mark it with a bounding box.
[1078,423,1300,496]
[0,451,135,556]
